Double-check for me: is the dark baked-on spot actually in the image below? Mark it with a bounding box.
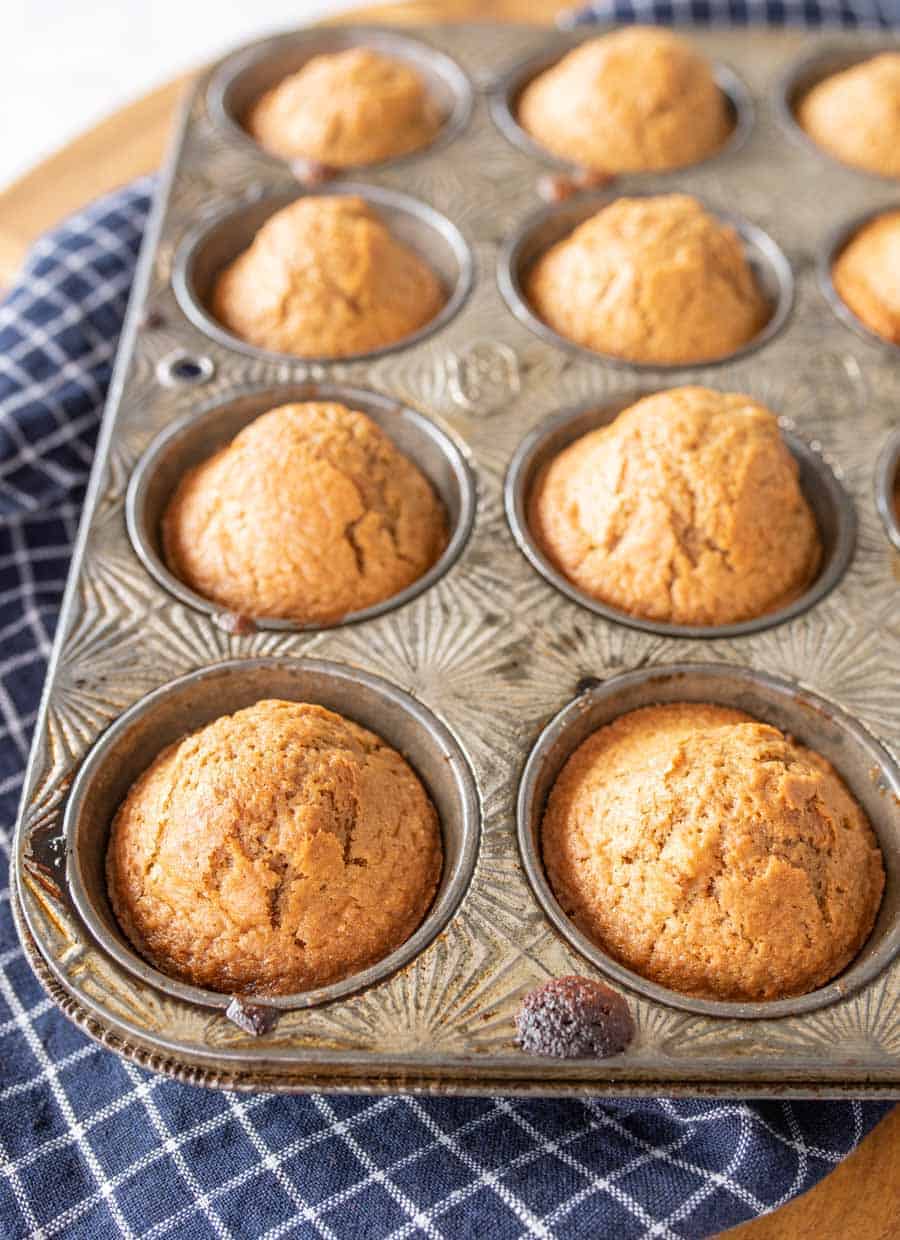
[516,975,634,1059]
[225,996,279,1037]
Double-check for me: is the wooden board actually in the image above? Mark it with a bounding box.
[1,2,897,1237]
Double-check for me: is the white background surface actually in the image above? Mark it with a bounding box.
[3,1,381,189]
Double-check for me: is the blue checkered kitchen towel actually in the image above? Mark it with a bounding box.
[3,2,900,1237]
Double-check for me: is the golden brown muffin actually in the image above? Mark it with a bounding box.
[517,27,731,173]
[530,387,821,627]
[832,210,900,344]
[107,700,443,995]
[246,47,442,166]
[542,703,884,1002]
[525,195,770,365]
[212,195,445,358]
[797,54,900,177]
[163,401,448,625]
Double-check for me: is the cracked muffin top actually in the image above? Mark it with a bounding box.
[529,387,821,628]
[106,700,443,995]
[517,27,731,173]
[525,194,770,365]
[797,53,900,178]
[831,210,900,345]
[211,195,446,359]
[162,401,448,625]
[246,46,442,167]
[542,702,884,1002]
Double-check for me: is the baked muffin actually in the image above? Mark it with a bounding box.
[247,47,442,166]
[832,210,900,344]
[107,700,443,995]
[542,703,884,1003]
[163,401,448,625]
[525,195,770,365]
[529,387,821,627]
[212,195,445,358]
[518,27,731,173]
[797,54,900,177]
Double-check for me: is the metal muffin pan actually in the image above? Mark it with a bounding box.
[173,182,474,365]
[497,189,794,372]
[517,662,900,1021]
[876,428,900,554]
[126,381,476,630]
[489,40,754,174]
[12,24,900,1097]
[504,395,856,639]
[819,203,900,355]
[777,39,900,180]
[65,657,480,1013]
[208,25,474,171]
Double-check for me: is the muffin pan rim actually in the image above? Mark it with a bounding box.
[63,656,482,1013]
[125,380,478,632]
[487,38,754,176]
[496,189,795,373]
[503,394,857,640]
[517,661,900,1021]
[818,202,900,356]
[875,428,900,554]
[206,23,476,175]
[776,39,900,183]
[172,181,475,366]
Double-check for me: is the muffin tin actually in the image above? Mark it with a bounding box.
[12,23,900,1097]
[505,397,856,639]
[127,381,476,629]
[499,189,795,372]
[778,42,900,181]
[820,204,900,355]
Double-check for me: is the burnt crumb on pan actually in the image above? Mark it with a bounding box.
[214,611,258,635]
[289,158,337,186]
[516,975,634,1059]
[225,996,279,1037]
[537,168,616,203]
[139,309,167,330]
[575,675,604,695]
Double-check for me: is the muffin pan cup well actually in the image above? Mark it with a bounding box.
[172,182,474,365]
[488,39,754,175]
[208,25,474,172]
[517,663,900,1020]
[126,382,476,630]
[504,395,856,640]
[819,204,900,355]
[14,25,900,1096]
[777,40,900,181]
[497,189,794,373]
[876,428,900,554]
[64,657,480,1013]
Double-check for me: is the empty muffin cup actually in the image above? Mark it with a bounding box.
[488,41,753,172]
[497,191,793,371]
[504,396,855,639]
[876,428,900,554]
[208,25,473,168]
[126,382,476,630]
[64,657,481,1012]
[173,184,473,364]
[517,661,900,1020]
[777,42,900,180]
[819,206,900,354]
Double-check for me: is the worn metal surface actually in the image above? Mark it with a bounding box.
[12,23,900,1095]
